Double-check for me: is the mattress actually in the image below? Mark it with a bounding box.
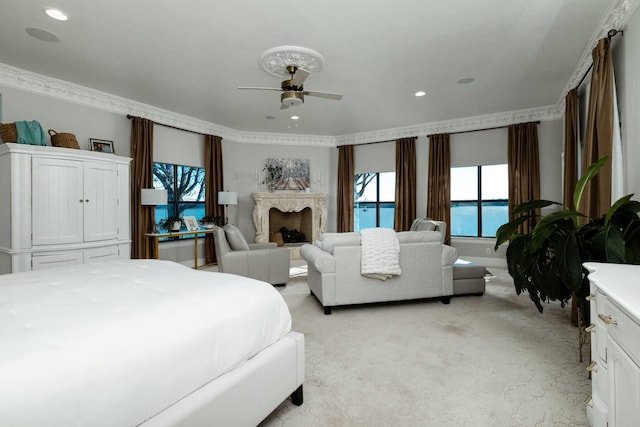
[0,259,292,427]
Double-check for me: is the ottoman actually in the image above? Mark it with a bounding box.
[453,260,487,295]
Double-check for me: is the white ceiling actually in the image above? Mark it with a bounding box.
[0,1,618,137]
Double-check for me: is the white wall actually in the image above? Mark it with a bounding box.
[613,6,640,198]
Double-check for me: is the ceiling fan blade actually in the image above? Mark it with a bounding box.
[291,68,310,86]
[280,103,289,110]
[238,86,282,91]
[302,90,343,100]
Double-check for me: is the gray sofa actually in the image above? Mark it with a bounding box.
[300,230,458,314]
[212,224,290,286]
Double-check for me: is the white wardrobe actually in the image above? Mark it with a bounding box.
[0,143,131,274]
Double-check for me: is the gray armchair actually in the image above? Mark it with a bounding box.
[410,218,447,243]
[213,224,290,286]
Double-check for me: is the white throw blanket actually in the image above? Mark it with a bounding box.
[360,227,401,280]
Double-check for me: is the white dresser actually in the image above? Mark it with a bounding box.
[0,144,131,274]
[584,262,640,427]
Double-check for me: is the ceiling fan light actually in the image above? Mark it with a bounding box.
[281,91,304,107]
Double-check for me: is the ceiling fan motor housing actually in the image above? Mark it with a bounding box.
[281,91,304,107]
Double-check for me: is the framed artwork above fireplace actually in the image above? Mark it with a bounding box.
[266,158,310,190]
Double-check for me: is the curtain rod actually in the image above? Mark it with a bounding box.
[426,121,541,138]
[126,114,206,136]
[576,29,622,91]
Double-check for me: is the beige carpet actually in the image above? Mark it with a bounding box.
[260,267,591,427]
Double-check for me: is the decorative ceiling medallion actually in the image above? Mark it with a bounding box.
[259,46,326,78]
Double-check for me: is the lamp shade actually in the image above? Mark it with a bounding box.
[218,191,238,205]
[141,189,168,205]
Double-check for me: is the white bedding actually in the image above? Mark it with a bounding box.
[0,260,292,427]
[360,227,401,280]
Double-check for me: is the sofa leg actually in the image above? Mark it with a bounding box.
[324,306,332,315]
[440,296,451,304]
[273,283,286,287]
[291,385,303,406]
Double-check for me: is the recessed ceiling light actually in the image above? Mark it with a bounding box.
[414,91,426,97]
[25,27,60,42]
[45,8,69,21]
[290,115,300,120]
[457,77,475,84]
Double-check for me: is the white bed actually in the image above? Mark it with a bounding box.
[0,259,304,427]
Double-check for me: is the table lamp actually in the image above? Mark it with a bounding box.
[218,191,238,225]
[141,188,168,233]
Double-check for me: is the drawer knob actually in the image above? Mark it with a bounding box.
[586,294,596,301]
[586,360,597,372]
[585,324,596,333]
[598,313,619,325]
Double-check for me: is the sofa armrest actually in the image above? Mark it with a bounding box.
[300,244,335,273]
[442,245,458,266]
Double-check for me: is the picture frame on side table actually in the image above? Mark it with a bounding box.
[183,216,199,231]
[90,138,115,153]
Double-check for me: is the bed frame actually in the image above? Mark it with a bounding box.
[142,331,304,426]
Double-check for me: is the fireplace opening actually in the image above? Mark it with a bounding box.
[269,207,312,244]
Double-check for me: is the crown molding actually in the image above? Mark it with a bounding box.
[558,0,640,104]
[335,104,563,146]
[0,62,561,148]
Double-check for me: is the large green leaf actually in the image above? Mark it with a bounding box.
[590,226,626,263]
[511,199,560,216]
[605,194,635,225]
[554,233,583,293]
[494,215,531,248]
[573,156,608,212]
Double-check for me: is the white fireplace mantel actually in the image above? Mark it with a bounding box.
[252,192,327,243]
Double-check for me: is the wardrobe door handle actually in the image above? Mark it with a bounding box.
[585,324,596,333]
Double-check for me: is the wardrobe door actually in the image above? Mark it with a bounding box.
[32,157,84,246]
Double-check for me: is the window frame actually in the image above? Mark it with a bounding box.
[450,165,508,238]
[353,172,395,231]
[153,162,205,240]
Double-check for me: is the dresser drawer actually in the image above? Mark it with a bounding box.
[604,298,640,367]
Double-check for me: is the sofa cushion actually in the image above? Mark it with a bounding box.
[223,224,249,251]
[316,232,361,254]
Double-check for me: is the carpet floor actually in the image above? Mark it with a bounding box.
[260,267,591,427]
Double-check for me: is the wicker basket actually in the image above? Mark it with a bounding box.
[0,123,18,142]
[270,232,284,247]
[48,129,80,149]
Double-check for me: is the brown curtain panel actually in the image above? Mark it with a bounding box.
[508,122,540,234]
[204,134,224,264]
[563,89,579,210]
[130,117,154,259]
[394,137,417,231]
[337,145,354,232]
[426,133,451,244]
[581,38,614,218]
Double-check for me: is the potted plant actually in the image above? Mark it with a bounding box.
[161,216,182,232]
[494,156,640,325]
[200,215,221,229]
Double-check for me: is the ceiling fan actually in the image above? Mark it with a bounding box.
[238,65,343,109]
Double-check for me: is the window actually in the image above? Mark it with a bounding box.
[450,164,508,237]
[354,172,395,231]
[152,162,205,233]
